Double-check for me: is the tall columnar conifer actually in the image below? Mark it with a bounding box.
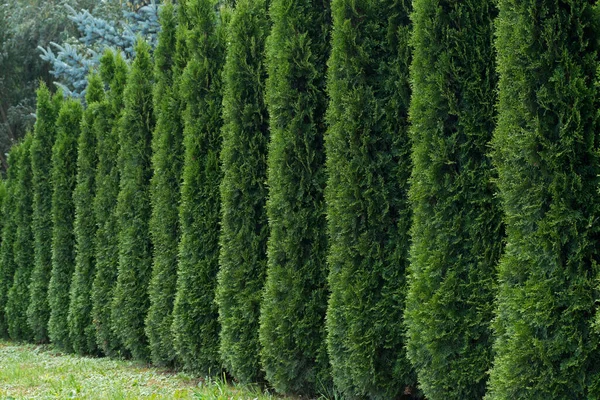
[258,0,331,395]
[146,2,185,367]
[6,134,34,341]
[172,0,228,374]
[28,85,62,343]
[111,39,155,361]
[403,1,502,399]
[486,1,600,398]
[92,51,128,357]
[0,146,20,337]
[68,73,104,356]
[216,0,270,384]
[324,0,417,398]
[47,99,83,351]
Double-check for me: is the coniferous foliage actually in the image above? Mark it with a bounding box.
[6,134,34,341]
[111,39,155,361]
[92,51,128,357]
[486,1,600,398]
[28,85,62,343]
[216,0,270,384]
[0,146,20,337]
[403,1,502,399]
[324,0,417,398]
[68,74,104,356]
[146,2,185,367]
[258,0,331,395]
[172,0,228,374]
[47,99,83,351]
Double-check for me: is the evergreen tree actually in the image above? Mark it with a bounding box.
[92,50,128,357]
[28,84,62,343]
[486,1,600,398]
[0,145,20,337]
[6,134,34,341]
[111,39,155,361]
[215,0,270,384]
[403,1,502,399]
[172,0,228,374]
[146,1,187,367]
[68,73,104,356]
[258,0,331,395]
[47,99,83,351]
[324,0,417,398]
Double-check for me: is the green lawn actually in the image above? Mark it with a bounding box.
[0,340,276,399]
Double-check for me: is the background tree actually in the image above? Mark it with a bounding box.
[111,39,155,361]
[47,98,83,351]
[0,0,83,174]
[216,0,270,384]
[172,0,228,374]
[258,0,331,395]
[6,134,34,341]
[146,1,186,367]
[324,0,417,398]
[0,145,20,337]
[403,1,502,399]
[28,84,62,343]
[486,1,600,398]
[68,73,104,356]
[92,50,128,357]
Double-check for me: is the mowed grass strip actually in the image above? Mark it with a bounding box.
[0,340,275,399]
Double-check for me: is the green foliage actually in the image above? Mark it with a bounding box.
[6,134,34,341]
[324,0,417,398]
[47,99,83,351]
[258,0,331,395]
[146,2,185,367]
[215,0,270,384]
[0,146,21,337]
[28,84,62,343]
[111,39,155,361]
[92,51,128,357]
[403,1,502,399]
[172,0,228,374]
[486,1,600,399]
[68,74,104,356]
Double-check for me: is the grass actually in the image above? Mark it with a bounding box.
[0,340,278,399]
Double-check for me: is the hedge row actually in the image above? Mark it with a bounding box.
[1,1,600,399]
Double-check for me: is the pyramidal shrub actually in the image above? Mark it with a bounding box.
[111,39,155,361]
[216,0,270,384]
[48,98,83,351]
[258,0,332,395]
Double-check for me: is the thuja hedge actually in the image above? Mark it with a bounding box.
[68,73,104,356]
[258,0,332,395]
[47,99,83,351]
[6,134,34,341]
[146,2,184,367]
[28,85,62,343]
[0,145,19,337]
[112,39,155,362]
[324,0,417,398]
[486,1,600,399]
[215,0,270,384]
[404,1,502,399]
[92,51,128,357]
[172,0,228,374]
